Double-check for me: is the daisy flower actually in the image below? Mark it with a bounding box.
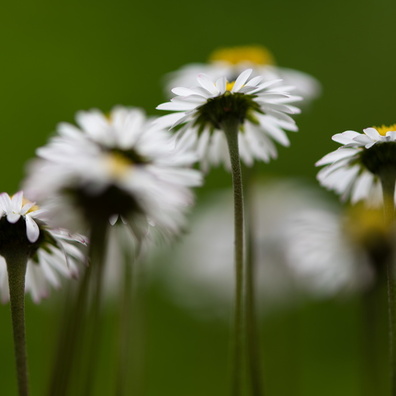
[157,68,301,171]
[164,45,321,104]
[316,124,396,205]
[282,205,374,297]
[0,191,86,303]
[154,179,367,318]
[23,106,202,241]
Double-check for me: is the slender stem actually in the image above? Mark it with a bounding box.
[115,228,135,396]
[47,256,91,396]
[222,117,246,396]
[80,223,108,396]
[245,180,264,396]
[361,278,387,396]
[380,170,396,395]
[47,223,107,396]
[6,251,30,396]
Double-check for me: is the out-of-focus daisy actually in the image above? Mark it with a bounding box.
[154,179,367,318]
[316,124,396,206]
[24,106,202,241]
[283,205,375,297]
[157,68,301,171]
[165,45,321,105]
[0,191,86,303]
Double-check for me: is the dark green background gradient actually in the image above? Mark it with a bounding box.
[1,0,395,395]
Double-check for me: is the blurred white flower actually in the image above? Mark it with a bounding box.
[154,179,371,318]
[316,124,396,205]
[282,206,374,296]
[164,45,321,105]
[157,69,301,171]
[0,191,87,303]
[24,106,202,242]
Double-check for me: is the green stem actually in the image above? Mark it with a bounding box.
[47,223,107,396]
[80,223,108,396]
[380,170,396,395]
[6,252,30,396]
[222,118,246,396]
[115,229,136,396]
[245,180,264,396]
[361,278,388,396]
[47,256,91,396]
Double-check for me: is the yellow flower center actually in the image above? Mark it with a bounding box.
[106,152,131,178]
[226,81,236,91]
[374,124,396,136]
[344,204,389,245]
[209,45,275,66]
[21,197,39,213]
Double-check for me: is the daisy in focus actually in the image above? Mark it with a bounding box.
[316,125,396,206]
[23,106,202,242]
[0,191,86,303]
[157,68,301,171]
[164,45,321,105]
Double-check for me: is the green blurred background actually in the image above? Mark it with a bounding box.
[1,0,396,395]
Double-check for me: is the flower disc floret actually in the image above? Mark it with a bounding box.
[209,45,276,66]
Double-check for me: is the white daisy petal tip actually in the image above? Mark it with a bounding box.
[25,215,40,243]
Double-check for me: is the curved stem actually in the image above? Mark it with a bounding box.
[6,252,30,396]
[222,118,246,396]
[380,170,396,395]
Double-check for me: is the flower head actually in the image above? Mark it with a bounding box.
[155,179,359,317]
[157,68,301,171]
[23,106,202,241]
[282,207,374,296]
[164,45,321,104]
[316,125,396,205]
[0,191,86,303]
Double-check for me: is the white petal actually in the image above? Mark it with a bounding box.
[171,87,199,97]
[25,215,40,243]
[363,127,381,140]
[232,69,252,92]
[21,202,36,215]
[247,79,283,94]
[12,191,24,211]
[315,148,357,166]
[215,77,226,93]
[0,193,12,213]
[245,75,263,87]
[197,74,219,96]
[154,113,186,129]
[351,171,373,203]
[332,131,360,145]
[386,131,396,140]
[156,101,198,111]
[7,213,21,223]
